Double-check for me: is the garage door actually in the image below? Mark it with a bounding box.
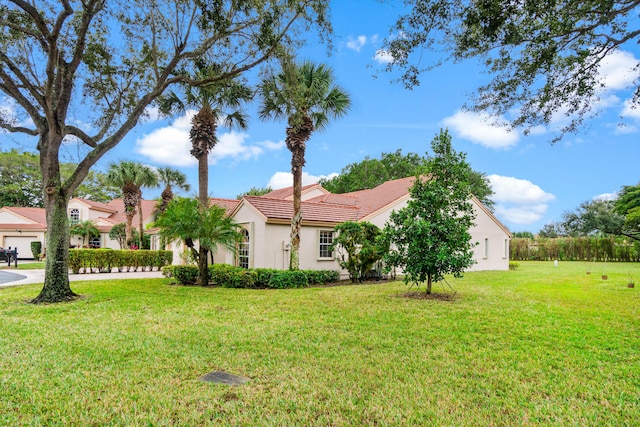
[4,236,40,260]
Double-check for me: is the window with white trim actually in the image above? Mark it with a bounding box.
[318,230,334,259]
[483,238,489,259]
[70,208,80,225]
[504,239,509,259]
[238,228,250,269]
[89,236,101,248]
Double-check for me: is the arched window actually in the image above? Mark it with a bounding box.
[69,208,80,225]
[89,236,101,248]
[238,228,250,269]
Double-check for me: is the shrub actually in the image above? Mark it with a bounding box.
[30,241,42,261]
[169,265,199,285]
[305,269,340,285]
[509,261,519,270]
[267,271,309,289]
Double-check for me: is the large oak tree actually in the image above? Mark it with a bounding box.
[0,0,331,303]
[384,0,640,141]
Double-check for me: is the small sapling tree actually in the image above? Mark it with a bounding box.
[383,129,477,294]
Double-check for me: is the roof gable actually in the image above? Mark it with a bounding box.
[0,206,47,226]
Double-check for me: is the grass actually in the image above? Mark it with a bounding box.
[1,261,638,426]
[0,261,45,270]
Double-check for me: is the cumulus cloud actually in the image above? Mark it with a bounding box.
[488,175,555,225]
[140,106,162,123]
[442,111,519,149]
[598,50,638,91]
[267,171,339,190]
[373,49,394,65]
[135,111,283,166]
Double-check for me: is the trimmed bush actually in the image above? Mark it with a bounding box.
[30,241,42,260]
[69,249,172,273]
[267,270,309,289]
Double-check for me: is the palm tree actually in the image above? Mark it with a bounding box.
[157,167,191,213]
[106,161,158,248]
[258,60,351,270]
[158,64,252,206]
[153,197,243,286]
[70,220,99,247]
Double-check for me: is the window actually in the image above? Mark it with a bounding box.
[504,239,509,259]
[238,228,250,269]
[483,238,489,259]
[69,208,80,225]
[318,230,334,259]
[89,236,101,248]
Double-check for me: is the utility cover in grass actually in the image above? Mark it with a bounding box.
[199,371,250,385]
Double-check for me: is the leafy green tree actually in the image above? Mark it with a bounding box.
[383,129,476,294]
[258,60,351,270]
[106,161,157,248]
[153,197,243,286]
[538,222,564,239]
[156,167,191,213]
[615,184,640,241]
[0,0,330,303]
[384,0,639,141]
[512,231,535,239]
[0,149,42,207]
[70,220,99,248]
[0,149,120,207]
[562,200,624,238]
[319,149,494,211]
[329,221,387,283]
[237,186,273,199]
[109,223,139,250]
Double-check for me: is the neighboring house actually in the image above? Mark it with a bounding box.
[0,198,158,259]
[188,177,512,274]
[1,177,511,272]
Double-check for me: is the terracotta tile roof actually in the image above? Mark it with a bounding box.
[307,176,415,220]
[105,199,158,224]
[0,206,47,226]
[210,198,240,215]
[71,198,117,213]
[0,223,47,231]
[263,183,326,200]
[243,196,359,224]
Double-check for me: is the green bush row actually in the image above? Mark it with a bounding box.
[162,264,340,288]
[511,237,640,262]
[69,249,173,274]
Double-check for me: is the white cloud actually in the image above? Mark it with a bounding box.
[267,171,338,190]
[488,175,556,225]
[347,35,367,52]
[135,111,283,167]
[598,50,638,91]
[373,49,394,65]
[593,192,618,201]
[442,110,519,149]
[621,98,640,119]
[141,106,162,123]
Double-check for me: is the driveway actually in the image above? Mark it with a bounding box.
[0,269,164,288]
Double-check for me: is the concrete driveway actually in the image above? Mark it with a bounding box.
[0,269,164,288]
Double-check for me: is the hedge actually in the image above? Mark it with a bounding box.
[161,264,340,288]
[69,249,173,274]
[510,237,640,262]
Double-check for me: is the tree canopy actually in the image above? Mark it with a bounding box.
[319,149,495,211]
[0,0,331,303]
[384,0,640,141]
[383,130,477,294]
[0,149,118,207]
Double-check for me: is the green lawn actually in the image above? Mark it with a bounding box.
[1,261,638,426]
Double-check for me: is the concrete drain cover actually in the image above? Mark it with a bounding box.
[199,371,250,385]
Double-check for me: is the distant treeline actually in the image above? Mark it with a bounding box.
[510,237,640,262]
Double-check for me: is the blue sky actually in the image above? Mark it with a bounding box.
[2,2,639,233]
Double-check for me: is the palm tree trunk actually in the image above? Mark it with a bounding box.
[138,195,144,249]
[198,154,208,206]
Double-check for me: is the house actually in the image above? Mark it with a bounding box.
[0,198,157,258]
[1,177,511,273]
[188,177,511,273]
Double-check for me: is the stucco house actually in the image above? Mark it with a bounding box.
[170,176,511,273]
[0,198,157,258]
[1,177,511,274]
